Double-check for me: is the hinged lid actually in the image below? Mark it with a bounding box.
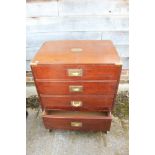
[31,40,122,65]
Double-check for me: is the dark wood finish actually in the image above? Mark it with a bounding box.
[36,81,117,95]
[31,64,121,80]
[42,111,112,131]
[30,40,122,132]
[40,94,114,111]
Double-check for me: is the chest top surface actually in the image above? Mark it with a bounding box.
[31,40,121,65]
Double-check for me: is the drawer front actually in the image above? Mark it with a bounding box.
[31,64,121,80]
[42,112,112,131]
[40,95,114,111]
[36,81,117,95]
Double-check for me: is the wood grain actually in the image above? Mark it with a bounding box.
[27,16,128,33]
[40,94,114,111]
[30,40,122,131]
[31,40,121,65]
[36,81,117,95]
[26,31,128,48]
[31,64,121,80]
[42,111,112,131]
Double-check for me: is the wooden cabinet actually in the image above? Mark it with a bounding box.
[31,40,122,132]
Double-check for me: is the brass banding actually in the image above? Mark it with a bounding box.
[71,48,83,52]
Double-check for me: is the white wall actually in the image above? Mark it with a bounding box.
[26,0,129,70]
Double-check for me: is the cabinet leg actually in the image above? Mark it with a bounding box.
[49,129,52,132]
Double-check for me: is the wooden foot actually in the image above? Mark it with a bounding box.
[26,111,28,119]
[49,129,52,132]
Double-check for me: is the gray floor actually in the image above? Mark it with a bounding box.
[26,108,128,155]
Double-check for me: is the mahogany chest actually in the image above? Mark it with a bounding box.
[30,40,122,132]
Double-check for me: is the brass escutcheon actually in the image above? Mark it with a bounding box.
[71,48,83,52]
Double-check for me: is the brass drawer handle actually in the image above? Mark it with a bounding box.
[69,85,83,92]
[71,101,82,107]
[71,122,82,127]
[67,69,83,77]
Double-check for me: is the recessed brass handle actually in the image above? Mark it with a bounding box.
[69,85,83,92]
[71,101,83,107]
[67,69,83,77]
[71,122,82,127]
[71,48,83,52]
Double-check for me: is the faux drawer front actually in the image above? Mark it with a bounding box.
[42,111,112,131]
[36,81,117,95]
[40,95,114,111]
[31,64,121,80]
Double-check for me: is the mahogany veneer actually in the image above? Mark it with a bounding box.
[31,40,122,132]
